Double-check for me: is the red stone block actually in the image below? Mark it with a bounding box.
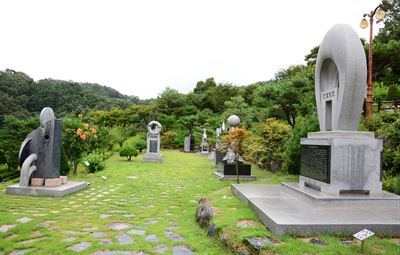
[44,178,62,187]
[31,178,44,186]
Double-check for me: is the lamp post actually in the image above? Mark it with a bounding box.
[360,5,386,126]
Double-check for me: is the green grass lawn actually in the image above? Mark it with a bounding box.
[0,150,399,255]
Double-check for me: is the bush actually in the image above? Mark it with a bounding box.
[83,152,105,173]
[133,139,146,153]
[369,111,400,176]
[383,173,400,195]
[161,131,178,149]
[283,114,319,174]
[119,145,138,161]
[244,118,290,172]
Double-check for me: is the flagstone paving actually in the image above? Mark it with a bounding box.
[0,151,243,254]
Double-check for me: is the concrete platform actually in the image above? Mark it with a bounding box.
[213,172,256,181]
[6,181,88,197]
[231,183,400,236]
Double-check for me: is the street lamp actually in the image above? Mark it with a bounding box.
[360,5,386,126]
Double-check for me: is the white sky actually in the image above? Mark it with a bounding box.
[0,0,383,99]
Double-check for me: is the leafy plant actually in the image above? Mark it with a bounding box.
[119,145,138,161]
[84,152,105,173]
[243,118,290,172]
[283,114,319,174]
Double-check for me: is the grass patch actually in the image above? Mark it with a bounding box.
[0,150,398,254]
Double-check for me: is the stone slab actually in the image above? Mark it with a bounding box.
[231,183,400,236]
[212,172,256,181]
[6,181,88,197]
[142,153,163,163]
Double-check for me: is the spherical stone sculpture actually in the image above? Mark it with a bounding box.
[227,115,240,128]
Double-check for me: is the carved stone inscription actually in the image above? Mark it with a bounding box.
[300,145,331,183]
[149,140,158,153]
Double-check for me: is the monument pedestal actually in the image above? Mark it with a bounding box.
[6,181,88,197]
[213,163,256,181]
[142,153,163,163]
[300,131,382,195]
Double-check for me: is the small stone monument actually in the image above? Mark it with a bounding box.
[183,133,195,152]
[199,128,208,155]
[142,121,163,163]
[6,107,88,197]
[214,122,226,167]
[213,115,255,181]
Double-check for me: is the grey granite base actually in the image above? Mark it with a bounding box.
[142,153,163,163]
[213,172,256,181]
[6,181,88,197]
[231,183,400,236]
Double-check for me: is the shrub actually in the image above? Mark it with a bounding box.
[119,145,138,161]
[243,118,290,172]
[369,111,400,176]
[133,139,146,153]
[283,114,319,174]
[83,152,105,173]
[161,131,178,149]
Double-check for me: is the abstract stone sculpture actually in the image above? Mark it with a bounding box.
[18,107,62,187]
[200,128,208,155]
[300,24,382,195]
[142,121,163,162]
[315,24,367,131]
[6,107,89,196]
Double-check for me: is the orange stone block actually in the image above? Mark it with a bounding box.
[44,178,62,187]
[31,178,44,186]
[60,176,68,184]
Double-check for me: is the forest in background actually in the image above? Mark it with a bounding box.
[0,0,399,193]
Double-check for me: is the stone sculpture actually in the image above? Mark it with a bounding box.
[142,121,163,162]
[300,24,382,194]
[200,128,208,155]
[18,107,63,187]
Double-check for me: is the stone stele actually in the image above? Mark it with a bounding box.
[142,121,163,162]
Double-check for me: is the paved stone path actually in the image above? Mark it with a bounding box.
[0,152,232,254]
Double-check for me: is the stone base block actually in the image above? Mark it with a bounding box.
[60,176,68,184]
[301,131,382,195]
[31,178,44,186]
[142,153,163,163]
[213,172,256,181]
[6,181,88,197]
[232,183,400,236]
[218,163,252,175]
[45,178,62,187]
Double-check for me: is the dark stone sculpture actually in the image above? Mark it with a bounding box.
[18,107,62,186]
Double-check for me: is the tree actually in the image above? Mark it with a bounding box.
[156,87,186,116]
[119,145,138,161]
[193,77,217,94]
[253,65,315,127]
[63,118,98,175]
[375,0,400,44]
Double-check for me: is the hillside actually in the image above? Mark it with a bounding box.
[0,69,133,123]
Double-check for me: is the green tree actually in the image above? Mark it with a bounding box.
[62,118,98,175]
[119,145,138,161]
[244,118,291,172]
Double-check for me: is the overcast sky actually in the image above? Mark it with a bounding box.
[0,0,383,99]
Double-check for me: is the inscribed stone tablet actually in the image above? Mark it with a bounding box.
[300,145,331,183]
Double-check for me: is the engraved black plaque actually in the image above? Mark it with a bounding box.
[300,145,331,183]
[149,140,158,153]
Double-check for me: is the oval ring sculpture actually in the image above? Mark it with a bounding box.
[315,24,367,131]
[147,121,162,135]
